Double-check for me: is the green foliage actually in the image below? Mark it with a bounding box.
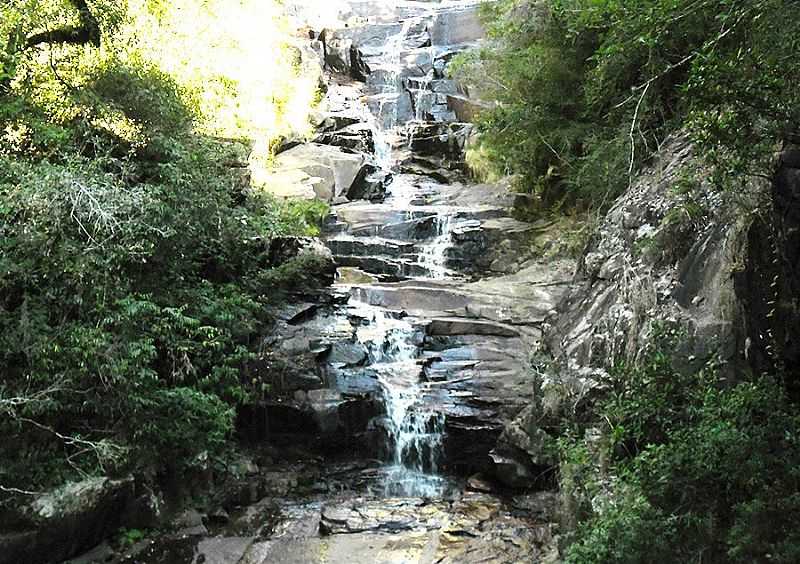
[561,338,800,563]
[457,0,800,212]
[0,0,325,497]
[132,388,234,467]
[566,487,676,564]
[87,57,196,138]
[116,527,146,548]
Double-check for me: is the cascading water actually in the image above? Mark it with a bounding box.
[355,307,447,497]
[371,17,419,170]
[419,213,454,279]
[331,4,466,497]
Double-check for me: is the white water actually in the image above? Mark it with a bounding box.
[371,17,419,169]
[355,307,446,497]
[335,3,470,497]
[419,213,454,279]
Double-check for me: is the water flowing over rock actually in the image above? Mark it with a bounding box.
[237,0,570,558]
[264,0,574,497]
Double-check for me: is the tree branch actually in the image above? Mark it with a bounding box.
[25,0,101,49]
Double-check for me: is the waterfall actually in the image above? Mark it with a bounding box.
[371,17,419,170]
[355,307,446,497]
[325,2,473,498]
[419,213,454,279]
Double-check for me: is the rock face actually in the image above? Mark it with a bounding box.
[268,144,371,202]
[0,477,134,564]
[546,135,753,373]
[493,133,800,482]
[737,143,800,396]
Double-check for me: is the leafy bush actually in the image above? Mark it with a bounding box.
[456,0,800,212]
[0,0,326,498]
[561,343,800,563]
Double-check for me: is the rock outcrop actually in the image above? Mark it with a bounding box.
[1,477,134,564]
[493,133,800,484]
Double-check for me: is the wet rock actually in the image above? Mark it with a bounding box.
[326,340,368,366]
[349,43,371,81]
[173,508,208,536]
[327,236,415,259]
[249,354,323,394]
[428,318,520,338]
[315,123,375,154]
[293,493,555,563]
[230,497,282,537]
[398,163,455,184]
[195,536,255,564]
[466,474,495,493]
[408,122,472,161]
[344,164,388,202]
[307,389,346,434]
[488,452,534,489]
[335,254,429,280]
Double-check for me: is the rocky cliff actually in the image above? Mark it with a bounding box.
[495,133,800,486]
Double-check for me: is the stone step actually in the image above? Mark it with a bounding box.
[351,216,439,241]
[335,255,430,280]
[427,317,521,338]
[326,236,417,258]
[334,204,434,230]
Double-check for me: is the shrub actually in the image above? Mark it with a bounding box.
[455,0,800,213]
[0,0,326,499]
[562,344,800,562]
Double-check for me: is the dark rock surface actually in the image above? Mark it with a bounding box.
[1,477,134,564]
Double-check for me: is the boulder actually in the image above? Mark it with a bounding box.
[407,123,472,160]
[466,474,496,493]
[314,124,374,154]
[345,167,389,202]
[269,144,370,202]
[430,8,484,46]
[1,477,134,564]
[173,507,208,536]
[488,452,534,489]
[195,536,256,564]
[326,340,369,367]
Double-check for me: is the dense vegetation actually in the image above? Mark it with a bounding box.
[460,1,800,560]
[456,0,800,210]
[558,332,800,563]
[0,0,324,501]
